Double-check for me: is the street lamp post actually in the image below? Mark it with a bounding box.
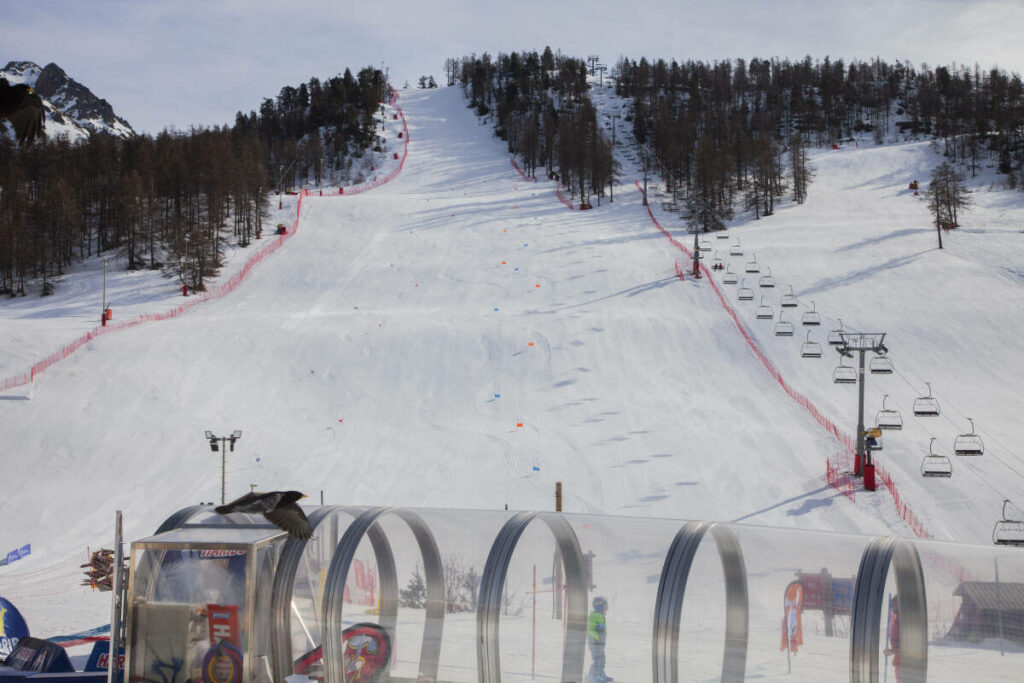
[205,430,242,504]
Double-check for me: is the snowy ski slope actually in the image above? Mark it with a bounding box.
[0,85,1022,635]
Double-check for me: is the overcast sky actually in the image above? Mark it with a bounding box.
[3,0,1022,134]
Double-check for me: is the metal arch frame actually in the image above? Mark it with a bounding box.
[322,507,445,683]
[850,537,927,683]
[477,511,588,683]
[154,504,212,533]
[652,522,748,683]
[270,505,362,682]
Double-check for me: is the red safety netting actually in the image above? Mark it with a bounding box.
[636,180,932,539]
[1,95,410,395]
[509,157,574,209]
[827,452,856,502]
[510,157,538,183]
[338,92,409,196]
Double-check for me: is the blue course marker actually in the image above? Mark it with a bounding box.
[493,307,499,312]
[514,267,520,271]
[494,393,501,398]
[524,243,529,247]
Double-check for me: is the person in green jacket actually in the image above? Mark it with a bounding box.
[587,596,611,682]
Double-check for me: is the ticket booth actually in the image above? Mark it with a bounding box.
[125,523,287,683]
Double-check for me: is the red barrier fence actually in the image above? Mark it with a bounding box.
[1,96,410,394]
[635,181,931,539]
[509,157,575,210]
[339,93,409,196]
[827,452,856,502]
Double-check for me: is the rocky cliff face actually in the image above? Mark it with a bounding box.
[2,60,135,141]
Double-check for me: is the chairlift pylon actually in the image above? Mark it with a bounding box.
[913,382,940,417]
[758,266,776,288]
[756,295,774,319]
[745,252,761,273]
[781,285,798,308]
[876,394,903,430]
[737,278,754,301]
[921,437,952,478]
[828,318,846,346]
[869,352,894,375]
[722,264,738,284]
[954,417,984,456]
[833,356,856,384]
[993,499,1024,546]
[800,329,822,358]
[802,300,822,326]
[775,311,794,337]
[729,239,743,256]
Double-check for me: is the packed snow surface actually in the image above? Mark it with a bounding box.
[0,85,1022,636]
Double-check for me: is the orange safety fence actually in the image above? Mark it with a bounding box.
[0,95,409,394]
[636,180,932,539]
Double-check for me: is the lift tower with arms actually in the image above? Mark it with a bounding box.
[837,332,888,491]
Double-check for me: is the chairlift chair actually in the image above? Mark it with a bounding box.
[716,231,730,239]
[781,285,798,308]
[722,264,739,284]
[729,240,744,256]
[954,417,984,456]
[745,252,761,273]
[800,330,822,358]
[913,382,940,417]
[876,394,903,430]
[737,278,754,301]
[712,251,724,269]
[775,311,794,337]
[802,300,822,326]
[700,237,712,252]
[869,352,894,375]
[833,357,857,384]
[758,266,777,288]
[921,437,952,478]
[993,499,1024,546]
[755,296,774,319]
[828,318,846,346]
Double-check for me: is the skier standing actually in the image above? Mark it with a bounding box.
[587,596,612,682]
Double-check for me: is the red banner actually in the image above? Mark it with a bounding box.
[207,604,241,648]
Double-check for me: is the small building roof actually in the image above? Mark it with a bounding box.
[954,582,1024,612]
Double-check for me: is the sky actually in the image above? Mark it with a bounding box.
[2,0,1023,134]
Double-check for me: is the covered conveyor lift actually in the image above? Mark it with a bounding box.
[108,503,1024,682]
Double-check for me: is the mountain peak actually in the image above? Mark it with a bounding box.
[1,60,134,142]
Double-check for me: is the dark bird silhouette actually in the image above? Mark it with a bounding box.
[0,77,46,146]
[215,490,312,539]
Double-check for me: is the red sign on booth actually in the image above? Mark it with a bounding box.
[207,604,241,648]
[799,574,823,610]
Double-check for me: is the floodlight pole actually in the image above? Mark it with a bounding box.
[205,430,242,503]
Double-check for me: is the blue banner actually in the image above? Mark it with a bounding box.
[0,596,31,659]
[18,544,29,559]
[5,550,18,565]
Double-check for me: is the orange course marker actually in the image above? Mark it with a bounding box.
[516,422,524,428]
[535,284,541,288]
[528,342,534,347]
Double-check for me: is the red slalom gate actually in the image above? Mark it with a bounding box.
[0,95,412,395]
[635,181,931,540]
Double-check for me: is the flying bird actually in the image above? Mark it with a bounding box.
[215,490,312,539]
[0,77,46,146]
